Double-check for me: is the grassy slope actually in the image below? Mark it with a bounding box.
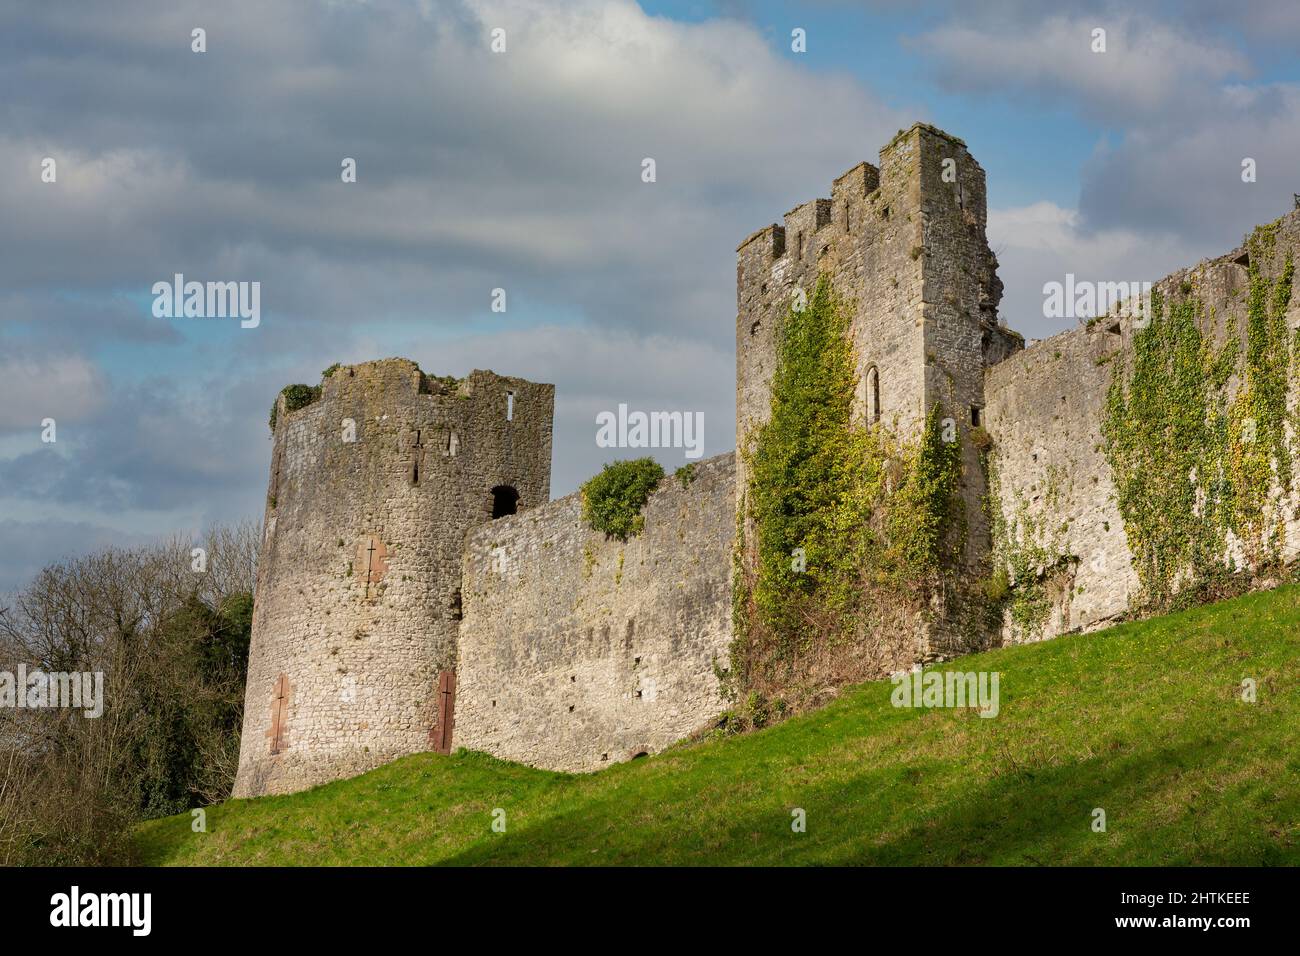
[136,585,1300,866]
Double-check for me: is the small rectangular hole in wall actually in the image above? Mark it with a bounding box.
[634,656,640,665]
[568,705,574,713]
[970,405,982,427]
[750,319,761,336]
[601,753,608,761]
[506,391,515,421]
[570,675,576,682]
[635,689,642,699]
[796,231,804,260]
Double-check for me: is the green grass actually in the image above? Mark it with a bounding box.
[135,585,1300,865]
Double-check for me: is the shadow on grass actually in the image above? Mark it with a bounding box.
[437,731,1290,866]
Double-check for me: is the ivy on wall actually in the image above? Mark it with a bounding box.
[730,276,962,705]
[1101,221,1296,607]
[985,461,1075,637]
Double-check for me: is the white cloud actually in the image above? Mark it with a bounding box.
[1077,82,1300,237]
[0,0,911,339]
[989,200,1203,340]
[914,13,1248,121]
[387,321,736,494]
[0,354,105,428]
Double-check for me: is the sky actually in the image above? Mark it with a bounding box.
[2,0,1300,593]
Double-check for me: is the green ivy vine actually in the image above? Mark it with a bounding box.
[731,275,962,700]
[1102,221,1295,606]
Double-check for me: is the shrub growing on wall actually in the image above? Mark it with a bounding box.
[580,458,666,540]
[268,383,321,431]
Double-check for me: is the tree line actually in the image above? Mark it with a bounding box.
[0,523,258,865]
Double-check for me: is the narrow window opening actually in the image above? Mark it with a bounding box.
[796,231,804,260]
[845,208,851,233]
[635,689,642,699]
[568,705,575,713]
[506,391,515,421]
[446,430,459,457]
[490,485,519,519]
[970,405,982,427]
[862,365,881,425]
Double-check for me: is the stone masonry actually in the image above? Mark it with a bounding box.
[233,360,553,797]
[233,123,1300,797]
[455,454,735,771]
[984,208,1300,643]
[736,124,1021,661]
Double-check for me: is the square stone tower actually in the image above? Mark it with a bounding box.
[736,123,1022,658]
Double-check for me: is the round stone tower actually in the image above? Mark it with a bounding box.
[233,358,554,797]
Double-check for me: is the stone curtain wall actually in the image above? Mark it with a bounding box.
[227,127,1300,798]
[455,454,736,772]
[983,321,1138,640]
[985,209,1300,644]
[233,359,553,797]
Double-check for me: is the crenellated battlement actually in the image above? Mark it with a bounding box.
[735,122,1014,661]
[274,359,550,425]
[737,123,1004,447]
[233,123,1300,798]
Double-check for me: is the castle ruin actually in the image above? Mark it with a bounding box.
[234,123,1300,797]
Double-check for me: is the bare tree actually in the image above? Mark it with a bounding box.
[0,522,259,865]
